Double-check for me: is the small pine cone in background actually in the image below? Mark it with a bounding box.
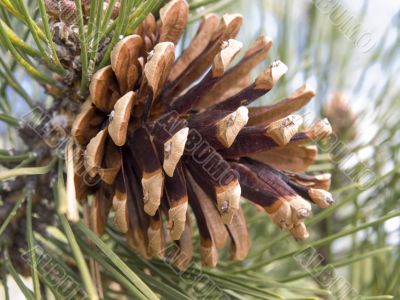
[70,0,335,269]
[322,93,357,189]
[45,0,121,24]
[45,0,77,24]
[82,0,121,19]
[324,93,357,143]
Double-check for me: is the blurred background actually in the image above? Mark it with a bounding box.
[1,0,400,299]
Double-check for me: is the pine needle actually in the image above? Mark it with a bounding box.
[76,220,159,300]
[59,215,99,300]
[0,156,57,180]
[0,192,25,238]
[26,194,42,300]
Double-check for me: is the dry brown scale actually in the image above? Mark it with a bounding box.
[62,0,335,269]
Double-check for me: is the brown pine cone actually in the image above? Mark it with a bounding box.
[70,0,334,269]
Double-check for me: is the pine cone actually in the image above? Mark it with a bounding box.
[71,0,334,268]
[324,93,357,142]
[45,0,120,24]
